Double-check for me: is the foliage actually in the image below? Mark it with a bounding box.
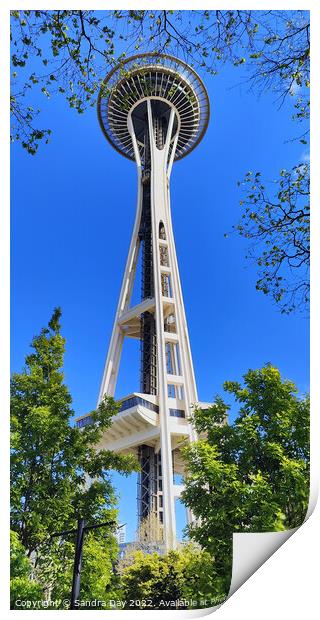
[118,544,227,609]
[11,517,121,610]
[235,164,310,313]
[10,308,139,604]
[33,530,120,608]
[182,365,309,584]
[10,10,309,154]
[10,530,43,609]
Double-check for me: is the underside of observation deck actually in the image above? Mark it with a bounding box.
[97,52,210,162]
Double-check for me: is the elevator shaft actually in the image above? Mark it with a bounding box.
[138,108,168,528]
[139,109,167,397]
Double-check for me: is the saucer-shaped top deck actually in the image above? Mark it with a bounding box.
[97,53,210,161]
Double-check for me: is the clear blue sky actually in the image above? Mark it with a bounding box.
[11,44,309,541]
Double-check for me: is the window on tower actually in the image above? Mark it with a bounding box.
[166,343,174,374]
[175,342,182,375]
[176,384,184,400]
[159,221,167,240]
[160,245,169,267]
[164,313,176,333]
[167,383,176,398]
[165,342,182,376]
[161,273,173,298]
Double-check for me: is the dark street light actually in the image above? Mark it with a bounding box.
[52,517,118,609]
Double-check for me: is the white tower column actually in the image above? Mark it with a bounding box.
[147,101,178,547]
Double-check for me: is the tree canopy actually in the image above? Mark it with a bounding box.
[117,544,227,609]
[10,308,139,607]
[181,365,309,582]
[10,530,43,608]
[10,312,309,607]
[235,164,310,313]
[10,10,309,153]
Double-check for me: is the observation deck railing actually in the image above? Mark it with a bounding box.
[76,395,159,428]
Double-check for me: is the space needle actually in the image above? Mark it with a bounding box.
[76,53,210,550]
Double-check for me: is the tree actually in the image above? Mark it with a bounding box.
[10,530,43,609]
[118,544,227,609]
[10,10,309,154]
[33,530,121,608]
[10,308,138,604]
[181,365,309,586]
[235,164,310,313]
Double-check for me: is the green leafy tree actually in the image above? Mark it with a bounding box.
[118,544,226,609]
[182,365,309,586]
[10,530,43,609]
[33,530,121,608]
[235,163,310,314]
[10,308,138,605]
[10,11,309,154]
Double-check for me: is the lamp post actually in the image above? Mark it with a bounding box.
[70,518,85,610]
[52,517,117,609]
